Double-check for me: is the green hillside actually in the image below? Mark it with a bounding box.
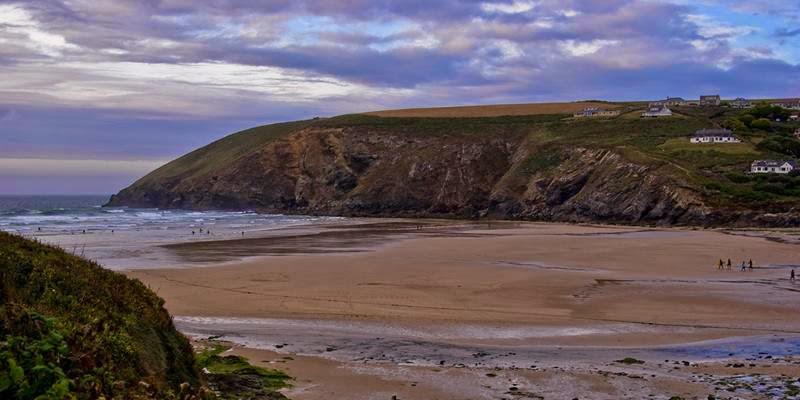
[108,103,800,226]
[133,120,316,188]
[0,232,203,399]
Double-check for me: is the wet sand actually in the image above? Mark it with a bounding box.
[126,220,800,399]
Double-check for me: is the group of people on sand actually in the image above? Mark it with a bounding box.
[191,227,211,235]
[717,258,754,271]
[716,258,798,283]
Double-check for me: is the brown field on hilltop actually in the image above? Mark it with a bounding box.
[365,101,621,117]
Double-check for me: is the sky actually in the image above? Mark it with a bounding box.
[1,0,799,195]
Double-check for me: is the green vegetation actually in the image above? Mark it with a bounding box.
[315,113,566,137]
[0,232,204,399]
[615,357,645,365]
[517,151,563,176]
[750,118,772,131]
[131,120,315,188]
[197,343,290,400]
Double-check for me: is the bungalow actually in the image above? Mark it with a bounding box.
[751,160,798,174]
[729,98,753,109]
[771,100,800,110]
[641,105,672,118]
[699,95,721,106]
[573,107,621,118]
[690,129,741,143]
[662,97,687,106]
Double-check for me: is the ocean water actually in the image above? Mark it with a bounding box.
[0,195,339,269]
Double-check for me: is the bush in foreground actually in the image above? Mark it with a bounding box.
[0,232,203,399]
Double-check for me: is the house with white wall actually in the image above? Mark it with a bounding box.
[641,105,672,118]
[690,129,741,143]
[751,160,798,174]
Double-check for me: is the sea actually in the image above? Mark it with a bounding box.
[0,195,339,269]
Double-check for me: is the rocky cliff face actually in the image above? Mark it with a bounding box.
[107,116,800,226]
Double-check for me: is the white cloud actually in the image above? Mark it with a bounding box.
[0,4,80,57]
[560,40,619,57]
[687,14,758,39]
[0,61,414,116]
[480,1,537,14]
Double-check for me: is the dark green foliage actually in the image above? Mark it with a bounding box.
[738,114,755,126]
[756,135,800,157]
[616,357,645,365]
[745,104,791,122]
[315,113,565,137]
[723,117,746,132]
[0,313,72,399]
[750,118,772,131]
[518,151,563,176]
[197,343,290,400]
[725,172,751,183]
[0,232,204,399]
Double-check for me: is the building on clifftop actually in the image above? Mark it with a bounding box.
[750,160,798,174]
[729,98,753,109]
[690,129,741,143]
[699,95,721,106]
[641,104,673,118]
[573,107,621,118]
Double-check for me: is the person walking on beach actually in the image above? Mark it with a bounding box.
[748,259,753,271]
[740,261,746,272]
[791,269,796,283]
[718,259,724,270]
[727,258,732,270]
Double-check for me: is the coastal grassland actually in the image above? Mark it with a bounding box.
[315,113,565,137]
[363,101,622,117]
[530,106,800,210]
[132,119,316,187]
[0,231,203,398]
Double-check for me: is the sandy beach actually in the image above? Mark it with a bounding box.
[125,220,800,399]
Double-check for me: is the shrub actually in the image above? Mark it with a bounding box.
[725,172,751,183]
[750,118,772,131]
[0,232,204,399]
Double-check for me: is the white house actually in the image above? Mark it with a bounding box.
[751,160,798,174]
[690,129,741,143]
[729,98,753,109]
[700,95,721,106]
[660,97,687,106]
[573,107,621,118]
[770,100,800,110]
[641,105,672,118]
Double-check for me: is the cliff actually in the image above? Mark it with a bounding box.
[108,108,800,226]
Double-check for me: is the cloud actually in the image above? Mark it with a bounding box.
[0,0,796,167]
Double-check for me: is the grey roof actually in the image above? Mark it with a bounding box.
[751,160,798,168]
[645,105,670,112]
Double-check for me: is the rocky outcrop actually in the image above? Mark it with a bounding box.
[107,118,797,226]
